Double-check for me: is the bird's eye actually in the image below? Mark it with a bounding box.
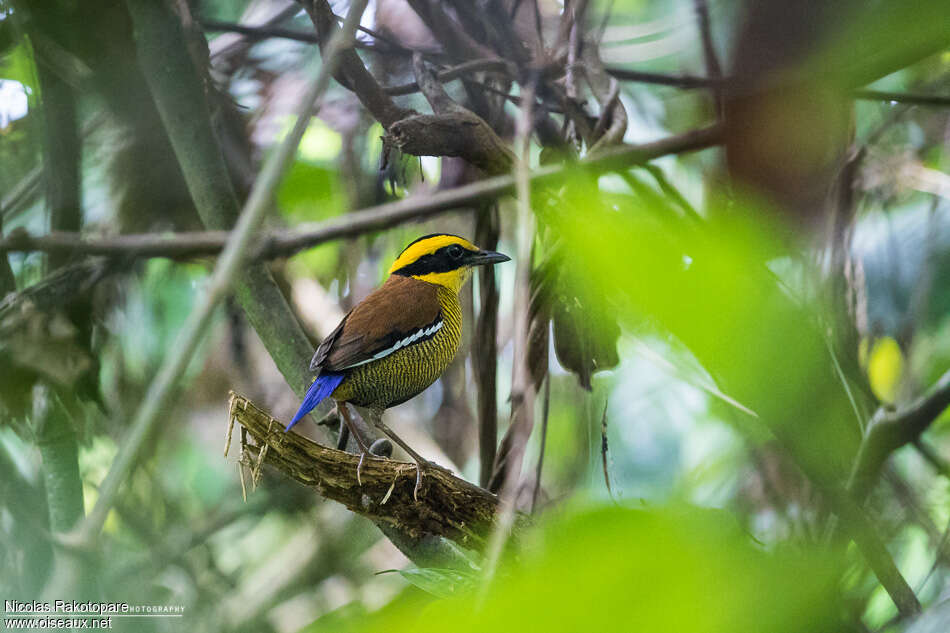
[447,245,464,259]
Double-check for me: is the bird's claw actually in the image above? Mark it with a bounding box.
[356,439,394,487]
[412,459,430,502]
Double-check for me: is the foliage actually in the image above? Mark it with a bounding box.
[0,0,949,632]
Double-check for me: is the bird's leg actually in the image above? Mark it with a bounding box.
[335,413,350,451]
[337,402,371,485]
[368,411,430,502]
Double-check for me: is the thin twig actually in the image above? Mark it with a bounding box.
[605,67,950,108]
[530,375,551,513]
[917,514,950,594]
[604,66,722,88]
[383,59,513,96]
[200,19,320,44]
[481,77,538,591]
[73,0,368,546]
[914,440,950,480]
[199,16,425,56]
[691,0,723,116]
[600,401,615,501]
[854,89,950,108]
[475,206,501,489]
[0,215,14,295]
[564,3,583,149]
[640,164,702,222]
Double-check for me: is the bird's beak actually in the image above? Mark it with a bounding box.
[468,250,511,266]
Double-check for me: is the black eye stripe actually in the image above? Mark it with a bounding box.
[393,245,472,276]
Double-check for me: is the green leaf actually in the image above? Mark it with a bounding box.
[395,568,478,599]
[277,160,345,223]
[297,602,368,633]
[342,505,841,633]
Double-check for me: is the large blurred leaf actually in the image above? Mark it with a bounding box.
[344,505,839,633]
[533,245,621,391]
[277,160,345,223]
[545,175,860,485]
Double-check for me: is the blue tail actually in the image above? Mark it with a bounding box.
[285,372,346,432]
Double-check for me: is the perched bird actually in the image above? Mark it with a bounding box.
[286,233,510,498]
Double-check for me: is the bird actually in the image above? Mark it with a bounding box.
[285,233,510,499]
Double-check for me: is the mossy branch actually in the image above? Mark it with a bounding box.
[227,392,500,549]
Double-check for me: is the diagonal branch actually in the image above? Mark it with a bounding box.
[72,0,369,546]
[848,369,950,502]
[228,392,500,548]
[299,0,413,128]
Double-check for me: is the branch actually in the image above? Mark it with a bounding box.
[0,164,41,222]
[384,55,515,175]
[0,228,14,296]
[33,49,86,534]
[848,369,950,501]
[691,0,723,116]
[853,89,950,108]
[300,0,413,128]
[1,124,724,260]
[406,0,497,62]
[200,18,320,45]
[474,207,500,488]
[483,79,538,584]
[228,392,499,548]
[0,260,110,323]
[383,59,514,96]
[200,17,422,57]
[604,66,722,89]
[826,482,922,617]
[584,52,627,156]
[605,68,950,108]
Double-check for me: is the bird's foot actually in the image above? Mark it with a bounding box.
[356,450,366,486]
[410,458,432,502]
[354,439,393,486]
[365,412,429,501]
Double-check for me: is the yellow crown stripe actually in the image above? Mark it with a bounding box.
[388,235,478,274]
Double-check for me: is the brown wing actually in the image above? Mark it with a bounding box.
[309,275,442,372]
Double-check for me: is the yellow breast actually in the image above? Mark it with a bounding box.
[331,286,462,410]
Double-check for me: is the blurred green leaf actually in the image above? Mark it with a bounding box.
[298,602,369,633]
[277,160,345,223]
[0,41,37,98]
[545,175,861,484]
[391,568,478,599]
[353,505,839,633]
